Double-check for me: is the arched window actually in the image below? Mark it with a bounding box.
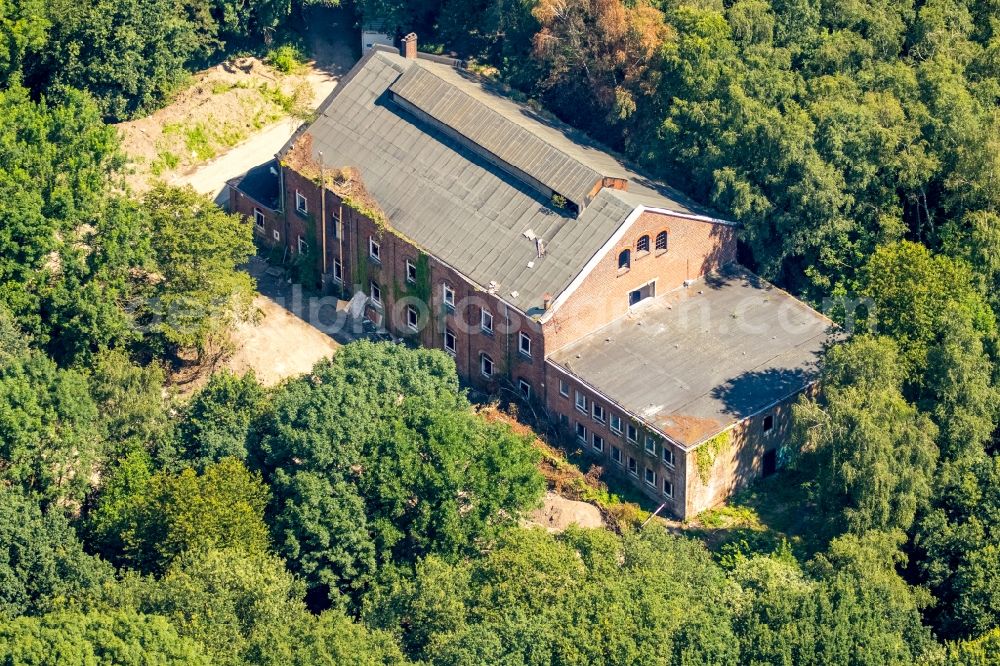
[655,231,668,252]
[637,235,650,253]
[618,249,631,270]
[480,353,494,378]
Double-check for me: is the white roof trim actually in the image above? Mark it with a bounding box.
[540,206,735,323]
[540,206,645,323]
[642,206,738,227]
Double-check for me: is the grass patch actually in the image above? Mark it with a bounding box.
[686,466,822,566]
[257,82,311,118]
[266,45,305,74]
[150,149,180,176]
[214,122,247,148]
[183,124,216,161]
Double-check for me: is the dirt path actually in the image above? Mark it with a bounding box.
[119,6,358,195]
[170,118,303,204]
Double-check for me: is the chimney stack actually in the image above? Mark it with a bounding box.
[402,33,417,59]
[543,293,552,310]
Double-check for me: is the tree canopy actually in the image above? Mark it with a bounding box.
[1,0,1000,659]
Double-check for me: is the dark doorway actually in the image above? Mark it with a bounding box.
[762,449,777,477]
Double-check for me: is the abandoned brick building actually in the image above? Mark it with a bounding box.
[229,37,833,519]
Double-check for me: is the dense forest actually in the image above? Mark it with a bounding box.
[0,0,999,663]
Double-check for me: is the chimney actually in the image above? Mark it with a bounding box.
[402,33,417,59]
[543,293,552,310]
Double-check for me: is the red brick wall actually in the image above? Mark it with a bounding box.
[282,170,326,274]
[351,224,546,393]
[543,362,687,518]
[229,184,283,248]
[543,211,737,353]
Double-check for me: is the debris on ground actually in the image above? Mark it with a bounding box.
[477,403,648,531]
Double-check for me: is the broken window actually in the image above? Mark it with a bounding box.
[480,352,494,378]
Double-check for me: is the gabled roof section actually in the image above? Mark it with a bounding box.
[283,49,728,314]
[388,65,616,213]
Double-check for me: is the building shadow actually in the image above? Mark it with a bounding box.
[244,256,368,346]
[710,366,817,419]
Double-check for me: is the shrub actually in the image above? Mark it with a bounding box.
[266,45,304,74]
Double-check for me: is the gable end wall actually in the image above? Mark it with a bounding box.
[542,210,737,353]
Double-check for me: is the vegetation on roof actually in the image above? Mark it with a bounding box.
[1,0,1000,661]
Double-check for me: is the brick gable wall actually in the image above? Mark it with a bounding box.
[542,211,737,354]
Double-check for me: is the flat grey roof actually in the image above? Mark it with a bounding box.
[284,49,723,314]
[548,268,834,448]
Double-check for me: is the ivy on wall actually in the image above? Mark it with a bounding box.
[695,429,732,485]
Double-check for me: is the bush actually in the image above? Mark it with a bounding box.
[266,45,304,74]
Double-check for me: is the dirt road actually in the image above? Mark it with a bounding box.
[170,117,304,205]
[169,7,357,204]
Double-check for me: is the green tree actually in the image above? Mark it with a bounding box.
[255,343,544,580]
[916,454,1000,639]
[859,241,995,372]
[34,0,213,121]
[366,526,739,664]
[734,531,936,665]
[0,0,47,86]
[0,610,213,665]
[296,609,412,666]
[0,304,28,365]
[793,336,939,536]
[946,627,1000,665]
[133,549,307,666]
[921,309,999,460]
[42,198,153,365]
[87,349,171,457]
[175,370,264,469]
[0,85,121,346]
[0,349,102,505]
[0,486,111,620]
[124,547,408,666]
[143,185,257,358]
[208,0,291,44]
[116,458,270,573]
[270,469,375,604]
[83,448,154,566]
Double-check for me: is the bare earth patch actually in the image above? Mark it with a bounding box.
[116,7,356,193]
[527,492,605,532]
[170,293,340,396]
[223,294,339,386]
[116,57,324,192]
